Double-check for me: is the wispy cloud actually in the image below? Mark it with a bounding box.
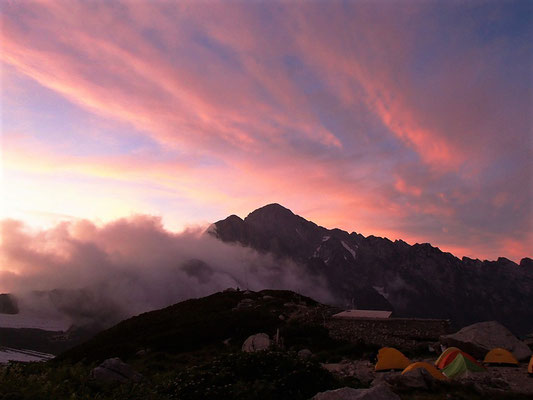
[1,0,531,261]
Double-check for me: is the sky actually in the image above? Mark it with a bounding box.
[1,0,532,263]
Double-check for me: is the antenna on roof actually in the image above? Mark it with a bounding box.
[351,297,356,309]
[243,262,249,290]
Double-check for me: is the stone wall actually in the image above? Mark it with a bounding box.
[326,317,451,349]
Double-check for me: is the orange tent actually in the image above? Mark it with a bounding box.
[434,347,460,366]
[437,349,483,370]
[528,355,532,374]
[483,348,519,365]
[402,362,448,381]
[375,347,411,371]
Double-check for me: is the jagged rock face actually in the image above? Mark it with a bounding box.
[212,204,533,335]
[520,257,533,268]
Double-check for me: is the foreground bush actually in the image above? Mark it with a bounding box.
[158,351,339,400]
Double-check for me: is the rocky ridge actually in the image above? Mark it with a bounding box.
[212,203,533,335]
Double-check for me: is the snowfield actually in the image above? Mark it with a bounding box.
[341,241,356,259]
[0,348,54,363]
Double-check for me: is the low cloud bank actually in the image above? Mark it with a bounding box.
[0,216,333,328]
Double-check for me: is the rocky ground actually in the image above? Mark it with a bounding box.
[482,365,533,394]
[321,358,533,397]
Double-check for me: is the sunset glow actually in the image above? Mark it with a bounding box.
[1,0,531,262]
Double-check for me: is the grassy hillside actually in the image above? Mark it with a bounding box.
[57,289,343,363]
[0,289,363,400]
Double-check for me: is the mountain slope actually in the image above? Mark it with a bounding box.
[58,289,338,363]
[212,203,533,335]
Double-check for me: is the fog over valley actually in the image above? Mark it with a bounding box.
[0,216,334,329]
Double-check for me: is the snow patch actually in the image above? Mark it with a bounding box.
[341,241,356,259]
[314,236,330,256]
[373,286,389,300]
[0,348,54,364]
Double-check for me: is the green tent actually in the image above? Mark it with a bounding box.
[442,353,485,378]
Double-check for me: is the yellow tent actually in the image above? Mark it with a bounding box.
[483,348,518,365]
[402,362,448,381]
[434,347,461,366]
[375,347,411,371]
[528,355,532,374]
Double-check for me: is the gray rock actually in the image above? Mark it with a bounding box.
[322,362,344,374]
[234,298,254,310]
[312,384,400,400]
[372,371,399,387]
[90,358,143,384]
[262,295,274,300]
[351,360,375,385]
[386,367,432,390]
[242,333,271,352]
[298,348,312,359]
[441,321,532,361]
[236,298,254,308]
[312,387,361,400]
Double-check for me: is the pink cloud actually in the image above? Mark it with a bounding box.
[1,1,530,262]
[394,177,423,197]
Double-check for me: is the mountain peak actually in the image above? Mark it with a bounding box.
[245,203,295,221]
[244,203,316,235]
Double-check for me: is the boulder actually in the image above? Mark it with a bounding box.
[90,358,143,384]
[298,348,312,360]
[440,321,531,361]
[242,333,271,352]
[312,384,400,400]
[351,360,375,385]
[322,363,344,374]
[372,371,399,387]
[385,367,433,390]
